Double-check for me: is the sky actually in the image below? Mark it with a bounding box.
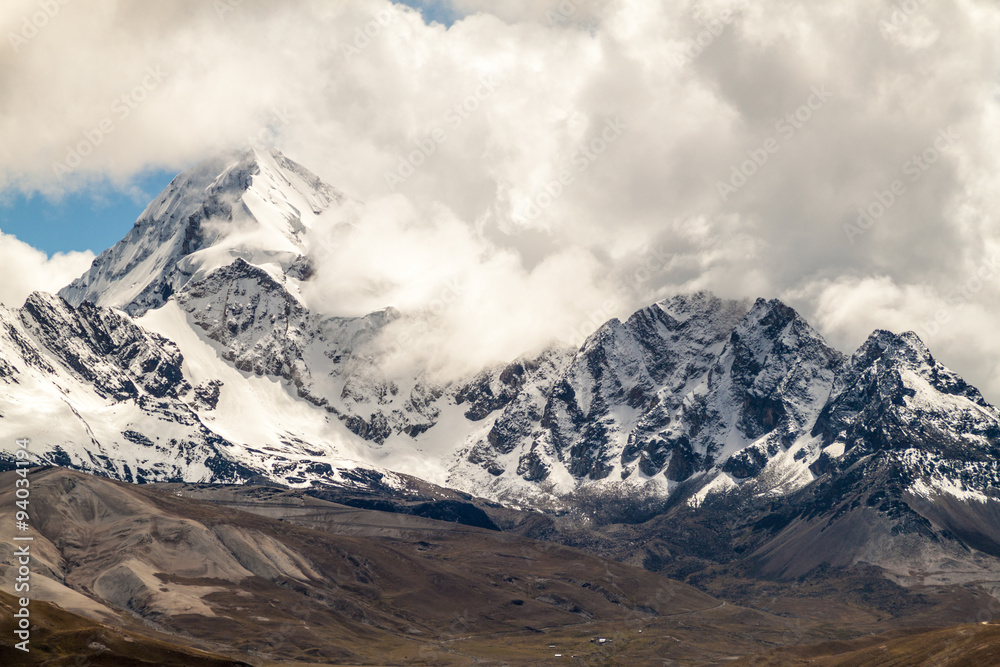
[396,0,460,26]
[1,0,999,400]
[0,170,175,253]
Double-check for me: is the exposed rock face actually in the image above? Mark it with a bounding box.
[20,292,189,401]
[456,294,845,491]
[813,330,1000,464]
[6,148,996,525]
[0,293,256,484]
[59,148,345,318]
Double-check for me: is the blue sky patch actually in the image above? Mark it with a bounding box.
[0,170,177,255]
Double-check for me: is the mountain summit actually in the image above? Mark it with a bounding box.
[59,148,345,317]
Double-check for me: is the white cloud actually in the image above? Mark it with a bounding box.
[786,266,1000,401]
[304,195,618,378]
[0,232,93,308]
[1,0,999,398]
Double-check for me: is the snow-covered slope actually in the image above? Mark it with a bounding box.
[5,148,996,517]
[813,329,1000,463]
[453,295,848,499]
[808,329,1000,501]
[0,288,424,491]
[59,148,345,317]
[0,292,254,483]
[737,330,1000,583]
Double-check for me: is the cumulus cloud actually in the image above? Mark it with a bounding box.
[0,232,93,308]
[304,195,624,378]
[786,262,1000,400]
[1,0,999,397]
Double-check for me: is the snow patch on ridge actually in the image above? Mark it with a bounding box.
[688,473,738,507]
[909,477,992,504]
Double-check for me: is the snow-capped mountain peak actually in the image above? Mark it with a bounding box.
[59,147,345,317]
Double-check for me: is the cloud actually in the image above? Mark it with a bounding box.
[786,262,1000,402]
[445,0,603,26]
[0,231,93,308]
[304,195,620,378]
[1,0,999,398]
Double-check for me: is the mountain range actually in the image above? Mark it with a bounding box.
[4,148,995,507]
[3,147,1000,664]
